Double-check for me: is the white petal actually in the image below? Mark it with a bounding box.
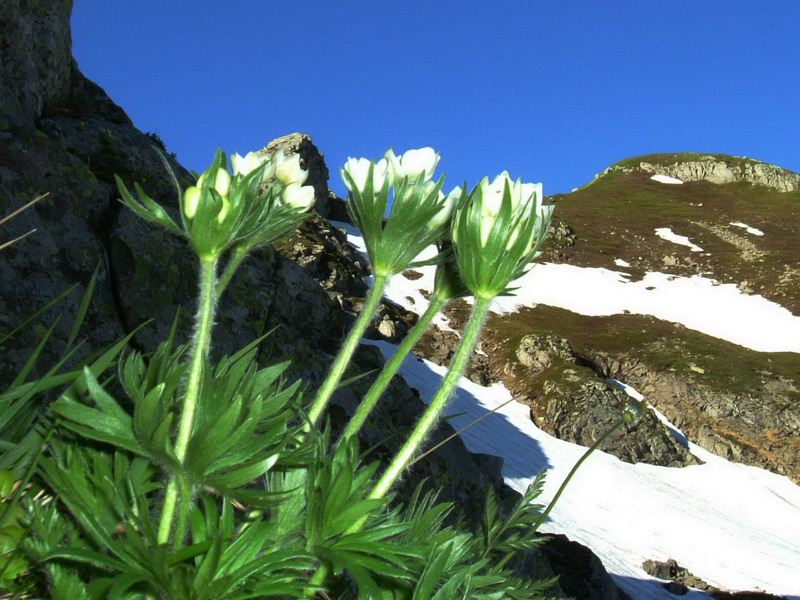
[282,183,315,210]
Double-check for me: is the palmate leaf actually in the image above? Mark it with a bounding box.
[179,497,311,600]
[51,367,145,456]
[180,350,305,503]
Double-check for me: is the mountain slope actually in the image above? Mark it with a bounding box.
[551,153,800,313]
[500,154,800,481]
[401,154,800,484]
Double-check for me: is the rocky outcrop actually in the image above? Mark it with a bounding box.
[415,326,698,468]
[600,154,800,191]
[514,335,699,468]
[642,559,789,599]
[0,0,74,128]
[262,133,332,217]
[602,358,800,483]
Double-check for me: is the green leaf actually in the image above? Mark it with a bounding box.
[66,262,100,351]
[43,546,130,572]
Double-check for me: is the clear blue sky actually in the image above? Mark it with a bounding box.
[71,1,800,197]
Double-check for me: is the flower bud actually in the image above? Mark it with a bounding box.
[342,157,391,193]
[479,172,511,217]
[384,147,440,182]
[282,183,316,210]
[197,167,231,197]
[427,186,460,231]
[183,186,201,219]
[230,151,268,176]
[274,150,309,186]
[623,400,646,425]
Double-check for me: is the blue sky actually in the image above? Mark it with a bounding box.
[71,1,800,197]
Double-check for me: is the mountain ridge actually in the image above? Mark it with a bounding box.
[585,152,800,192]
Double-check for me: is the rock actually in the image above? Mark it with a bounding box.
[607,358,800,483]
[600,154,800,192]
[540,534,632,600]
[535,366,699,467]
[513,336,699,468]
[261,133,331,216]
[641,558,789,599]
[0,0,73,128]
[517,334,579,374]
[642,558,715,592]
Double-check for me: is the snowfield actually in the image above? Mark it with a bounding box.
[331,222,800,598]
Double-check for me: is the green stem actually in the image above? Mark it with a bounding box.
[531,417,626,531]
[158,255,219,544]
[304,561,330,599]
[342,293,448,440]
[216,244,249,297]
[369,295,492,501]
[307,273,389,428]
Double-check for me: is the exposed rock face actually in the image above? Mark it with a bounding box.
[261,132,331,217]
[601,154,800,191]
[515,335,699,468]
[0,0,74,127]
[541,534,632,600]
[603,358,800,483]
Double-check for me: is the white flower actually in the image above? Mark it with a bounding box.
[514,181,542,211]
[427,186,460,230]
[342,157,391,193]
[282,183,316,211]
[273,149,309,186]
[230,151,269,177]
[384,147,440,182]
[477,172,544,248]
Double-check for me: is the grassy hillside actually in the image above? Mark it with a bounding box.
[546,158,800,314]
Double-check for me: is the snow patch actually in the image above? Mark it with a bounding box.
[487,263,800,353]
[730,221,765,236]
[655,227,704,252]
[651,174,684,184]
[336,224,800,353]
[364,340,800,599]
[337,223,800,597]
[614,258,631,268]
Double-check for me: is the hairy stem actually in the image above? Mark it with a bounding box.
[307,273,389,428]
[158,255,219,544]
[369,295,491,501]
[343,293,447,440]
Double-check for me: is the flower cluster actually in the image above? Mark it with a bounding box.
[452,171,553,299]
[341,148,460,278]
[341,148,553,299]
[117,148,316,262]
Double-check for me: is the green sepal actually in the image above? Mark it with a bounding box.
[343,166,452,277]
[115,174,181,235]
